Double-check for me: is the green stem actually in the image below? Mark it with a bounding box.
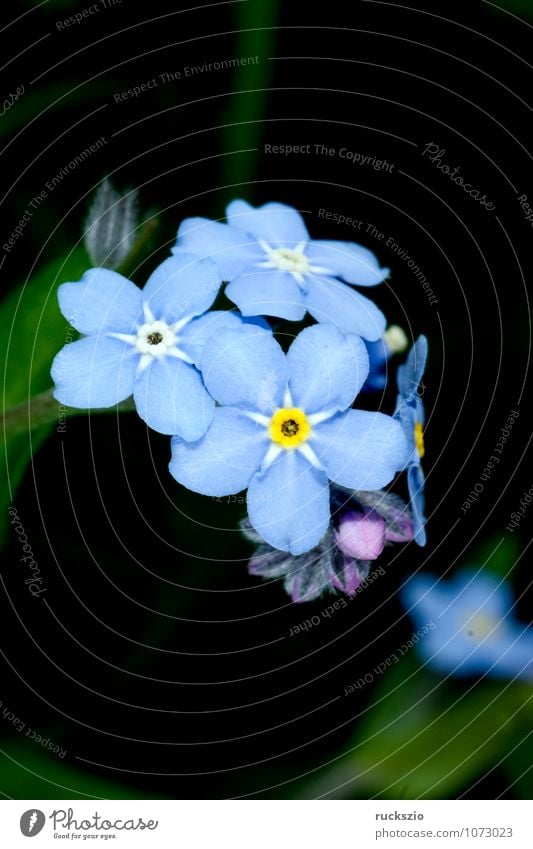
[220,0,280,205]
[3,388,136,441]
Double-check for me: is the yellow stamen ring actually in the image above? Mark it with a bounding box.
[269,407,311,449]
[414,421,425,459]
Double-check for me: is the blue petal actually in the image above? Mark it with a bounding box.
[142,253,221,323]
[304,275,386,340]
[394,399,418,465]
[226,199,309,244]
[311,409,408,490]
[169,408,268,495]
[51,335,137,408]
[58,268,143,335]
[287,324,369,414]
[133,357,214,438]
[397,335,428,400]
[362,338,389,391]
[247,450,330,554]
[400,574,445,626]
[407,463,427,546]
[451,568,513,619]
[173,217,261,280]
[226,270,307,321]
[200,325,288,412]
[178,310,244,365]
[307,240,389,286]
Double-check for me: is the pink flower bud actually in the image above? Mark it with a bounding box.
[335,509,386,560]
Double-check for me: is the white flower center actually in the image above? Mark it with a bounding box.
[109,304,195,372]
[269,247,310,274]
[257,239,332,284]
[135,320,177,356]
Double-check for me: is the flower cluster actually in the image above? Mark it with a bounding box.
[52,198,430,599]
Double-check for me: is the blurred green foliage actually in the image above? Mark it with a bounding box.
[351,655,529,798]
[491,0,533,15]
[1,247,88,545]
[221,0,279,205]
[0,742,152,799]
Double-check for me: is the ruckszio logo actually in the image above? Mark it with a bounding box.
[20,809,46,837]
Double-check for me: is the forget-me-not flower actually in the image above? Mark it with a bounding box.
[170,323,407,554]
[402,568,533,680]
[394,335,428,546]
[172,199,389,340]
[51,253,241,438]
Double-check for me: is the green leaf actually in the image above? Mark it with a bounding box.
[0,246,89,545]
[348,655,526,798]
[0,741,153,799]
[501,729,533,799]
[470,535,521,580]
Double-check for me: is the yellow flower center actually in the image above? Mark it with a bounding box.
[414,421,425,458]
[464,613,502,641]
[269,407,311,449]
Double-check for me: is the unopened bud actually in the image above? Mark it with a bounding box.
[84,179,139,269]
[335,509,386,561]
[384,324,408,355]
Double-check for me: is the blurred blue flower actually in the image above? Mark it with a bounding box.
[362,325,409,392]
[170,323,407,554]
[402,569,533,680]
[173,199,389,340]
[394,335,428,546]
[51,253,242,438]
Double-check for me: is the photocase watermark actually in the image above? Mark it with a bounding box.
[1,699,66,759]
[517,193,533,230]
[20,809,46,837]
[51,808,158,834]
[317,208,367,232]
[368,222,438,307]
[56,0,123,30]
[505,483,533,533]
[343,621,435,695]
[3,136,108,254]
[212,492,275,505]
[8,506,46,597]
[289,565,386,636]
[113,56,261,102]
[265,143,395,172]
[1,83,24,117]
[461,409,519,514]
[55,325,77,434]
[420,142,496,211]
[315,209,438,306]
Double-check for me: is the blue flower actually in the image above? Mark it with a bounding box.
[51,253,242,438]
[172,199,389,340]
[402,569,533,680]
[170,323,407,554]
[394,335,428,546]
[362,325,409,392]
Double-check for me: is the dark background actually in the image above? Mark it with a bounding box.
[0,0,532,799]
